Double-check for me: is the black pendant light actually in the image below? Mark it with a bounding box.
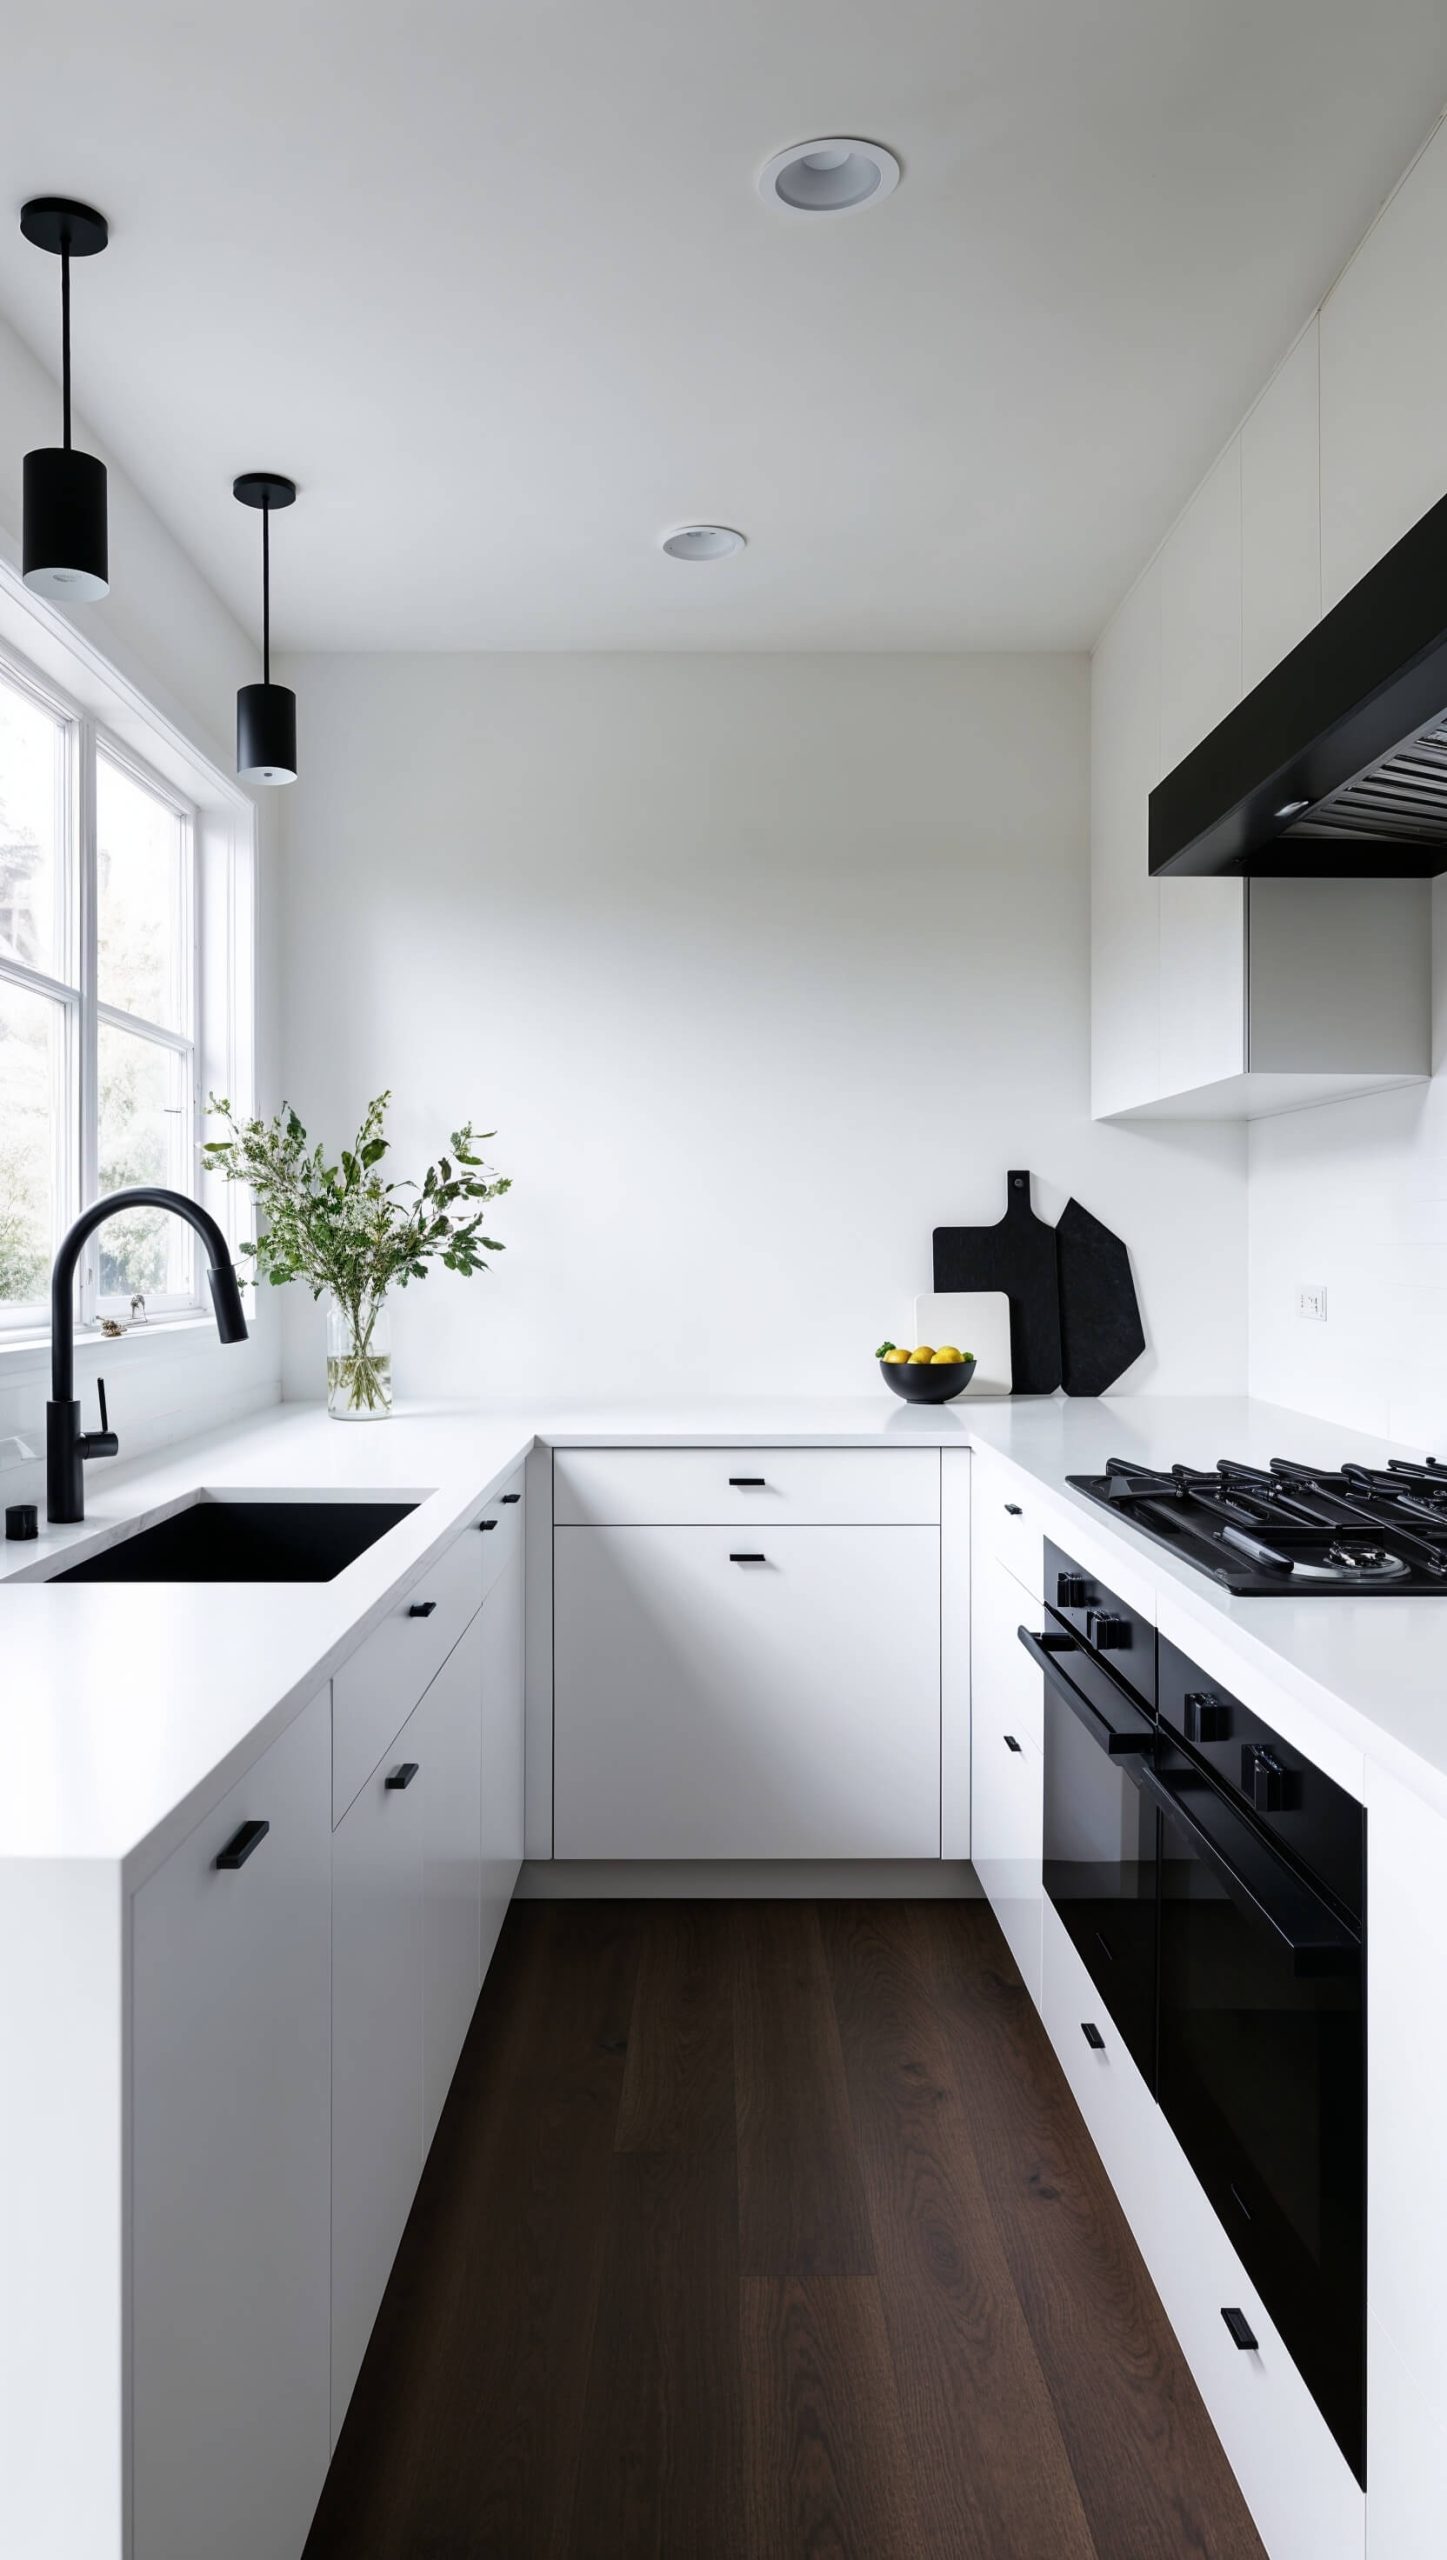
[233,472,298,785]
[20,197,110,601]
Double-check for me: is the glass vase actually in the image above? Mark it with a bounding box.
[326,1293,393,1420]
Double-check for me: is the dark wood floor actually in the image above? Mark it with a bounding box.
[305,1898,1266,2560]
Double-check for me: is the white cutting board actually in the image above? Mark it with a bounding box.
[911,1292,1013,1397]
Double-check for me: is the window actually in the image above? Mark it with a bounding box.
[0,647,201,1326]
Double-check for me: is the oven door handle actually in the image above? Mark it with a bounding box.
[1017,1626,1154,1757]
[1136,1764,1358,1972]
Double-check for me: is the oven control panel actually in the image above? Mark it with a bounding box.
[1045,1541,1157,1706]
[1157,1636,1364,1922]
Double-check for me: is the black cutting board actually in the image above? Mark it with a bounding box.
[933,1171,1062,1395]
[1056,1198,1145,1395]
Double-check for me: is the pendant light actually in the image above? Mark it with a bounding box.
[233,472,297,785]
[20,197,110,601]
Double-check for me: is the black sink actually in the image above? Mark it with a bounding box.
[50,1498,418,1584]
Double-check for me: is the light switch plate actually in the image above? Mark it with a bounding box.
[1297,1283,1327,1322]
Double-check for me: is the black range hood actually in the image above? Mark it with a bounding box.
[1150,489,1447,878]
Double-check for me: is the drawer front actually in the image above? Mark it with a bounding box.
[553,1524,941,1858]
[553,1445,940,1528]
[473,1468,524,1603]
[971,1719,1043,2005]
[333,1530,485,1823]
[1042,1903,1365,2560]
[974,1454,1044,1602]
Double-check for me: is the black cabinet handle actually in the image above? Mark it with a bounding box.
[478,1518,498,1532]
[386,1762,420,1791]
[409,1599,438,1617]
[215,1819,269,1870]
[1221,2307,1258,2352]
[1004,1733,1022,1753]
[1081,2021,1105,2051]
[729,1552,767,1563]
[502,1491,521,1503]
[729,1476,766,1486]
[1004,1502,1022,1517]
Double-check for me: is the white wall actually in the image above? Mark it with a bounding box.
[1090,105,1447,1442]
[0,305,282,1491]
[275,650,1246,1405]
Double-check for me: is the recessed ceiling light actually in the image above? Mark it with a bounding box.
[1275,798,1311,819]
[758,137,901,216]
[661,525,747,561]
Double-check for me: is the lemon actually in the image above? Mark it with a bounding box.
[882,1347,910,1366]
[932,1346,964,1364]
[909,1346,935,1364]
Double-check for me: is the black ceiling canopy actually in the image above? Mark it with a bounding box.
[1149,489,1447,880]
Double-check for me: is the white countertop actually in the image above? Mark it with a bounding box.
[6,1390,1447,1874]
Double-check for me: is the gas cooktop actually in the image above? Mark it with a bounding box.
[1066,1455,1447,1594]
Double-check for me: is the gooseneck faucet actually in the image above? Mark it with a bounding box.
[47,1187,249,1523]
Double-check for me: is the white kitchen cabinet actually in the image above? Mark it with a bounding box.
[1159,442,1243,774]
[1364,1764,1447,2512]
[969,1552,1043,2002]
[1040,1902,1364,2560]
[553,1443,940,1527]
[416,1611,486,2154]
[1242,319,1321,689]
[553,1524,940,1859]
[331,1707,426,2439]
[131,1687,333,2560]
[1320,118,1447,612]
[1090,555,1163,1119]
[1092,279,1430,1123]
[479,1535,526,1979]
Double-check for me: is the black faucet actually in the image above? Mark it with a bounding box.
[47,1187,249,1523]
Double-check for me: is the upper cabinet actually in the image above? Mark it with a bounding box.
[1242,321,1322,689]
[1091,121,1446,1124]
[1320,123,1447,611]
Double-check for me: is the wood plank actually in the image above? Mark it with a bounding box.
[303,1900,642,2560]
[926,1902,1267,2560]
[820,1901,1100,2559]
[615,1900,736,2154]
[741,2275,924,2560]
[734,1903,875,2277]
[567,2145,744,2557]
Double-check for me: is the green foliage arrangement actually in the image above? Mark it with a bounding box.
[203,1091,511,1412]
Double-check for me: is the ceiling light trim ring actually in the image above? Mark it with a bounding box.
[758,137,901,216]
[661,525,747,562]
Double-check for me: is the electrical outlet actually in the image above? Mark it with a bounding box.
[1297,1283,1327,1322]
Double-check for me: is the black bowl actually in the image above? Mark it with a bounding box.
[879,1356,976,1403]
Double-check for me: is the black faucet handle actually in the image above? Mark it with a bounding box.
[80,1374,119,1460]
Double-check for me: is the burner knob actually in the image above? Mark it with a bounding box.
[1185,1690,1231,1744]
[1056,1572,1089,1609]
[1086,1607,1129,1652]
[1245,1745,1286,1813]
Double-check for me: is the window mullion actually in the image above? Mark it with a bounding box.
[76,715,98,1323]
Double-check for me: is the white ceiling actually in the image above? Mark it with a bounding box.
[1,0,1444,653]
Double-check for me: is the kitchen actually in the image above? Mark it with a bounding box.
[1,7,1447,2557]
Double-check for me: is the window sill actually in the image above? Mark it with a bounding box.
[0,1312,242,1379]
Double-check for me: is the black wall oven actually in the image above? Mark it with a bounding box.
[1024,1551,1367,2487]
[1151,1638,1366,2487]
[1028,1543,1158,2079]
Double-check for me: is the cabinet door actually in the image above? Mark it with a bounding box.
[131,1688,332,2560]
[969,1559,1044,2003]
[416,1615,485,2154]
[479,1539,525,1982]
[554,1525,940,1859]
[331,1713,425,2439]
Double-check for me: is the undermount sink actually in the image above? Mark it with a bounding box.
[47,1496,419,1584]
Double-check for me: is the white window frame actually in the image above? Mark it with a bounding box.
[0,569,256,1356]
